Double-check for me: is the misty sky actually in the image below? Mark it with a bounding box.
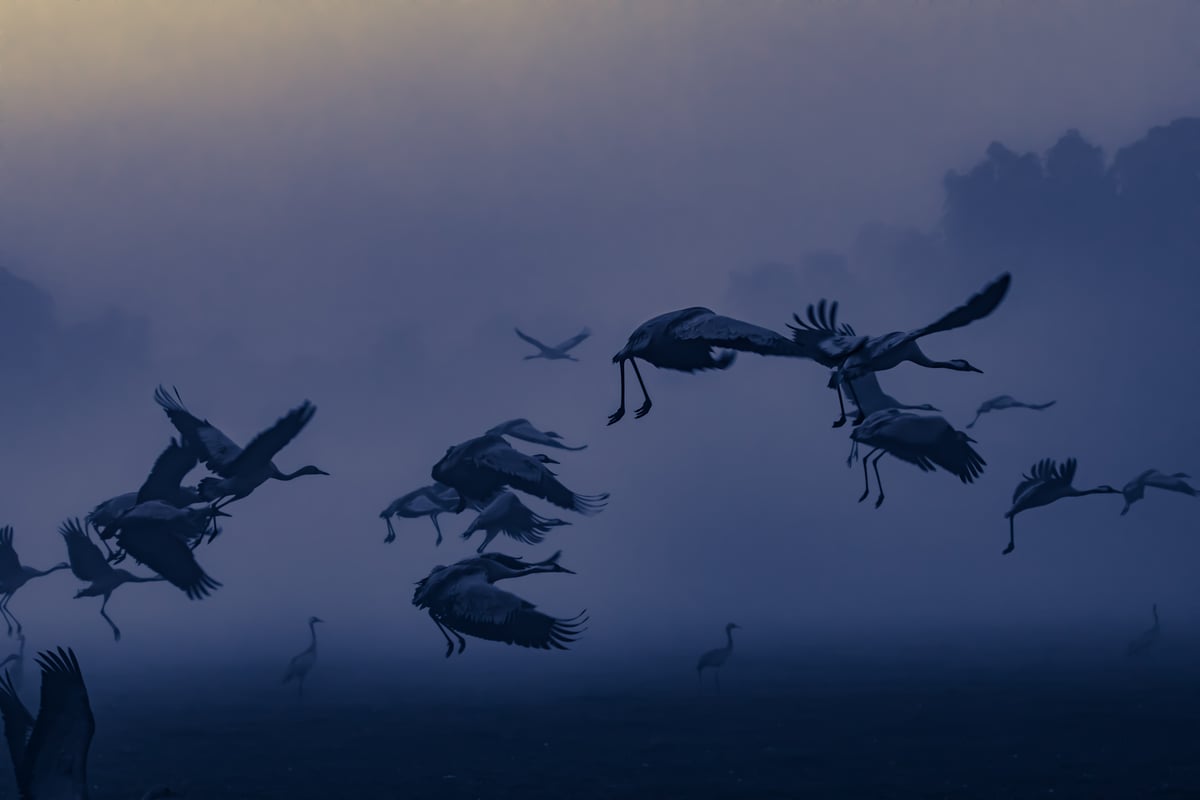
[1,1,1199,687]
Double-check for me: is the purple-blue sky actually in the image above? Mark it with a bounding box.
[1,1,1199,687]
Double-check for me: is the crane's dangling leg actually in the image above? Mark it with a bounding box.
[4,597,22,637]
[872,451,886,508]
[99,594,121,642]
[383,515,396,544]
[454,628,467,655]
[431,614,456,658]
[0,595,13,637]
[607,360,628,425]
[847,380,867,426]
[630,359,653,419]
[477,528,499,554]
[832,379,849,428]
[859,448,880,503]
[431,514,443,546]
[1003,516,1015,555]
[846,438,859,468]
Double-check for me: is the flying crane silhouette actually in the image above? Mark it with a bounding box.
[514,327,591,360]
[849,410,985,508]
[966,395,1056,429]
[380,483,465,545]
[59,519,165,642]
[1003,458,1119,555]
[1119,469,1198,516]
[459,491,571,553]
[487,418,588,451]
[0,647,181,800]
[0,527,69,638]
[841,372,940,467]
[697,623,740,692]
[154,385,328,509]
[609,307,806,424]
[413,551,585,657]
[282,616,323,700]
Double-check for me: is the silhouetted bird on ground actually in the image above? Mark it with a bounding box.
[1126,604,1161,656]
[0,527,69,638]
[432,435,607,515]
[154,385,328,509]
[514,327,591,360]
[380,483,466,545]
[804,274,1010,426]
[460,491,570,553]
[487,418,588,451]
[966,395,1056,429]
[608,308,806,424]
[59,519,164,642]
[1119,470,1197,516]
[413,551,585,657]
[848,410,985,508]
[0,647,182,800]
[1003,458,1119,555]
[282,616,323,700]
[697,623,739,692]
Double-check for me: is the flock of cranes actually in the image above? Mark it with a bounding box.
[1,275,1196,797]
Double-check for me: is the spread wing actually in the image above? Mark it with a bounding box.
[0,668,34,795]
[24,648,94,800]
[1012,457,1075,503]
[489,420,587,451]
[474,446,607,515]
[905,273,1012,342]
[442,583,586,650]
[0,526,21,578]
[673,313,805,358]
[58,519,112,584]
[513,328,549,351]
[787,300,863,364]
[226,401,317,473]
[553,328,591,353]
[115,527,221,600]
[155,385,243,477]
[136,438,199,504]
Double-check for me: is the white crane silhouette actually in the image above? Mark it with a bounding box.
[0,527,69,638]
[0,647,181,800]
[282,616,323,700]
[413,551,585,657]
[966,395,1056,429]
[1119,470,1198,516]
[154,385,328,509]
[487,419,587,451]
[697,623,740,691]
[432,434,608,515]
[514,327,591,360]
[380,483,465,545]
[818,274,1011,426]
[848,410,985,508]
[59,519,165,642]
[1003,458,1119,555]
[1126,604,1160,656]
[460,491,571,553]
[609,307,807,424]
[841,372,940,467]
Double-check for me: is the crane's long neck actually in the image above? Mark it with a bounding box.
[1074,486,1114,497]
[308,620,319,652]
[34,564,69,578]
[725,627,735,651]
[1152,605,1160,627]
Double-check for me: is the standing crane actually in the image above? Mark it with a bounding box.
[0,527,69,638]
[1003,458,1119,555]
[282,616,324,700]
[59,519,165,641]
[697,623,740,692]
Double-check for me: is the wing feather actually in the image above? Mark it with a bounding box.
[58,519,112,583]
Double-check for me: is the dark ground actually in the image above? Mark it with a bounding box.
[6,637,1198,800]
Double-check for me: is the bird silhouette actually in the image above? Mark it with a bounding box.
[0,647,182,800]
[486,419,587,451]
[282,616,323,700]
[966,395,1057,429]
[59,519,165,642]
[697,623,740,692]
[154,385,328,510]
[608,307,806,424]
[1126,604,1161,656]
[1119,470,1198,516]
[0,635,23,694]
[0,527,69,638]
[841,372,940,467]
[460,491,571,553]
[413,551,585,657]
[514,327,591,360]
[1003,458,1119,555]
[380,483,466,545]
[101,512,224,600]
[849,410,985,508]
[432,435,608,515]
[817,274,1011,426]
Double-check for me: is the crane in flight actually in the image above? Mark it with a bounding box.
[514,327,591,361]
[966,395,1056,429]
[0,527,69,638]
[1119,470,1197,516]
[380,483,465,545]
[487,419,587,451]
[59,519,165,641]
[1003,458,1119,555]
[459,491,571,553]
